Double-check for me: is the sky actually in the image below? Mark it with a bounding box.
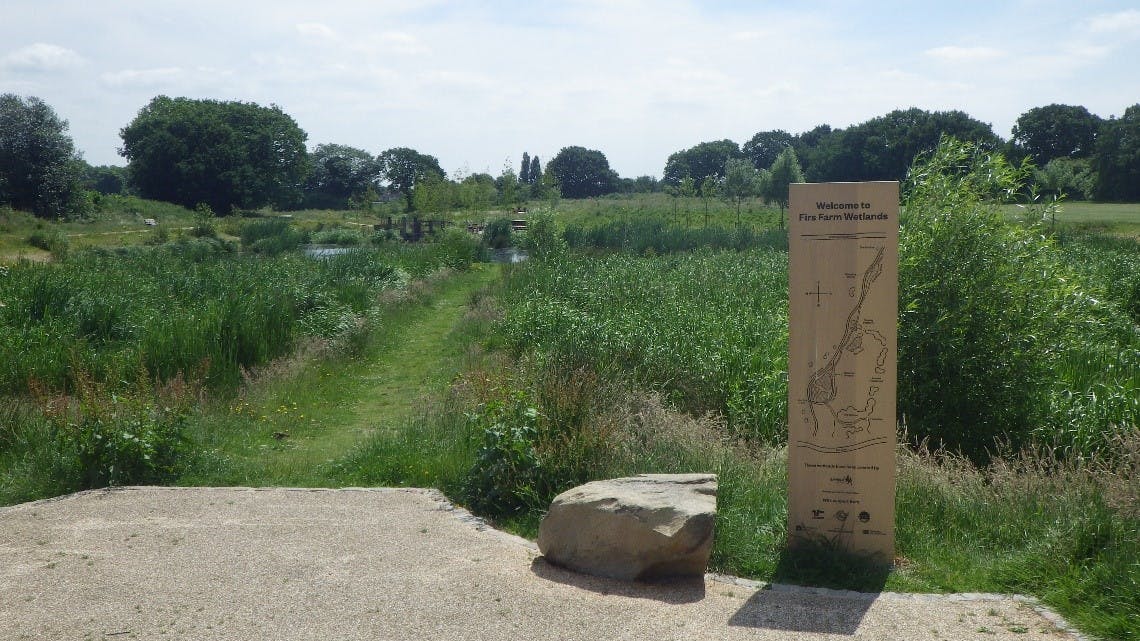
[2,0,1138,179]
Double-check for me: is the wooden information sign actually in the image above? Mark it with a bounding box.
[787,181,898,562]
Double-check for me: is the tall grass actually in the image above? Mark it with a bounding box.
[0,236,481,498]
[563,217,787,254]
[494,249,790,441]
[0,237,480,397]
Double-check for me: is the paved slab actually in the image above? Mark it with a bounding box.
[0,487,1082,640]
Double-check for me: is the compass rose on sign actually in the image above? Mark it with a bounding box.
[806,281,832,307]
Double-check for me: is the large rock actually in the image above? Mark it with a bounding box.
[537,473,717,581]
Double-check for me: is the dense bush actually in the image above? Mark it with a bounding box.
[460,366,616,520]
[431,227,486,270]
[519,211,567,259]
[64,390,186,488]
[899,138,1140,460]
[482,217,513,249]
[462,392,545,516]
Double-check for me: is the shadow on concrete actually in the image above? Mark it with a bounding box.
[529,556,706,604]
[728,585,878,635]
[728,544,891,635]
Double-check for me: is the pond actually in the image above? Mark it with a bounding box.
[489,248,528,263]
[303,245,356,258]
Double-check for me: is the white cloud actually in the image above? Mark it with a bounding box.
[296,22,336,40]
[418,70,491,88]
[1,43,86,72]
[98,66,233,91]
[1085,9,1140,36]
[378,31,430,55]
[2,1,1136,174]
[99,67,184,89]
[923,46,1006,63]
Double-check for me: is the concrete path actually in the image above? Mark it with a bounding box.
[1,487,1083,640]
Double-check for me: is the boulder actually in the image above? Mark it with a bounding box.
[537,473,717,581]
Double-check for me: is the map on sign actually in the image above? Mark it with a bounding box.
[787,181,898,562]
[798,244,891,452]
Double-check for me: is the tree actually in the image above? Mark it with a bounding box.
[808,108,1000,182]
[629,175,658,193]
[677,176,696,226]
[303,143,381,208]
[528,155,541,184]
[82,164,128,196]
[0,94,85,217]
[120,96,308,213]
[662,139,742,186]
[743,130,794,171]
[720,157,764,225]
[411,172,457,214]
[1034,157,1096,200]
[761,146,805,228]
[531,171,561,209]
[520,152,531,185]
[546,146,616,198]
[496,163,520,209]
[458,171,496,215]
[793,124,837,180]
[1011,104,1102,166]
[1092,104,1140,202]
[377,147,444,211]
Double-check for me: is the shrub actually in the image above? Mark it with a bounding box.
[463,392,545,517]
[520,211,566,259]
[310,228,363,246]
[482,217,513,249]
[461,372,614,520]
[433,227,484,269]
[240,218,306,255]
[898,137,1135,461]
[26,229,70,258]
[50,374,186,488]
[190,203,217,238]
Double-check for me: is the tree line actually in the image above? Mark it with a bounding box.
[660,105,1140,203]
[2,92,1139,219]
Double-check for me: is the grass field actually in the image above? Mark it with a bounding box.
[1001,200,1140,236]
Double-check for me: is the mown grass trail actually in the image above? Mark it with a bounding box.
[178,265,499,487]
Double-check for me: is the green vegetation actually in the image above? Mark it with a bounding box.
[900,139,1140,460]
[0,227,483,502]
[341,138,1136,639]
[119,97,309,213]
[1,132,1139,640]
[1004,201,1140,238]
[545,145,617,198]
[176,267,499,488]
[0,94,86,218]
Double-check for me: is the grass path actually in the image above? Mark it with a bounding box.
[179,265,500,487]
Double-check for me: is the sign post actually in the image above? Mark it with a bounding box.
[787,181,898,563]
